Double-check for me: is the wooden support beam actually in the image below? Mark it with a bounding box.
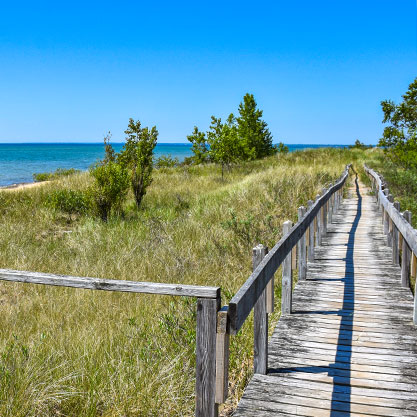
[253,244,268,375]
[297,206,307,280]
[387,194,394,247]
[322,188,328,236]
[401,211,412,288]
[307,200,315,262]
[316,194,322,246]
[215,306,229,405]
[196,296,220,417]
[392,201,400,265]
[282,221,293,315]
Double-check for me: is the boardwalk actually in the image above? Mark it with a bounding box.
[235,178,417,416]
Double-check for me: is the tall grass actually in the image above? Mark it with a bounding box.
[0,148,365,416]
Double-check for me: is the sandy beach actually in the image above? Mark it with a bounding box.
[0,181,50,192]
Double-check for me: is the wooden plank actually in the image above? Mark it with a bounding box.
[307,200,315,261]
[253,244,268,375]
[282,221,293,315]
[402,211,412,288]
[215,307,229,404]
[297,206,307,280]
[196,297,220,417]
[235,177,417,416]
[228,165,350,333]
[0,268,220,298]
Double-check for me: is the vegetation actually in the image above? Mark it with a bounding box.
[187,94,286,170]
[378,77,417,168]
[119,118,158,209]
[33,168,81,182]
[0,148,363,417]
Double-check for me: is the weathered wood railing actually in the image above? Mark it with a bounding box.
[211,164,351,415]
[0,164,351,417]
[364,164,417,324]
[0,269,221,417]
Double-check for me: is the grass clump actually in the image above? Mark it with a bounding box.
[0,148,367,416]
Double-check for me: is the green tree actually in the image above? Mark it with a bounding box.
[207,114,242,179]
[119,118,158,208]
[379,78,417,168]
[237,93,276,160]
[187,126,210,164]
[276,142,289,153]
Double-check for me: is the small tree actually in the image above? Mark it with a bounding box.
[379,78,417,168]
[237,93,276,160]
[119,118,158,209]
[276,142,289,153]
[207,114,242,179]
[187,126,210,164]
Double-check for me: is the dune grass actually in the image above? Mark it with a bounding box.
[0,148,368,416]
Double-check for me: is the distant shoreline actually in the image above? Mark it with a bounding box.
[0,181,50,191]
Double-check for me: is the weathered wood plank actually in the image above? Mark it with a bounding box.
[0,268,220,298]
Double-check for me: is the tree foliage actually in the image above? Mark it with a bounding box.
[237,93,276,159]
[379,78,417,168]
[207,114,242,178]
[187,127,209,164]
[119,118,158,208]
[187,93,278,173]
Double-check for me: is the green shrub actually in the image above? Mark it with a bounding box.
[90,161,130,221]
[47,189,90,217]
[155,155,179,168]
[33,168,81,182]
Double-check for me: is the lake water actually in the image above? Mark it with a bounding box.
[0,143,348,186]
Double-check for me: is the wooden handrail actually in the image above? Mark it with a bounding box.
[364,164,417,325]
[0,268,221,417]
[0,268,220,298]
[228,164,351,334]
[364,165,417,256]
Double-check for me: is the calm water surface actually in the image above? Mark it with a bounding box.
[0,143,347,186]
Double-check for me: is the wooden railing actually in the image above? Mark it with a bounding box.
[0,164,352,417]
[0,269,221,417]
[211,164,352,416]
[364,164,417,324]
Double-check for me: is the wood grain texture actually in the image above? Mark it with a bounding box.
[0,268,220,298]
[234,178,417,417]
[253,245,268,375]
[281,221,293,316]
[297,206,307,280]
[196,297,220,417]
[228,166,350,333]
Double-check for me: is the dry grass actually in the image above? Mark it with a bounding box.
[0,148,366,416]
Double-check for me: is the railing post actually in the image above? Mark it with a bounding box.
[322,188,328,236]
[253,244,268,374]
[282,221,293,315]
[413,252,417,324]
[297,206,307,280]
[215,306,229,405]
[392,201,400,265]
[401,211,412,288]
[307,200,315,261]
[383,190,389,235]
[387,195,394,247]
[328,190,333,224]
[316,194,322,246]
[196,295,221,417]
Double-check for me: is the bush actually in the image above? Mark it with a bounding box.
[90,161,130,221]
[48,189,89,217]
[155,155,179,168]
[33,168,80,182]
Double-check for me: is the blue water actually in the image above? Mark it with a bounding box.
[0,143,348,187]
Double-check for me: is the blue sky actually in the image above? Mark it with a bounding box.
[0,1,416,144]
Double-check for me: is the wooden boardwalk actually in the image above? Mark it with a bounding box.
[234,179,417,416]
